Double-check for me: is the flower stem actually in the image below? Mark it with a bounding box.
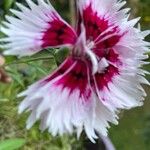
[69,0,76,26]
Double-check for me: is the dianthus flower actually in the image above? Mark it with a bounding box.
[0,0,149,142]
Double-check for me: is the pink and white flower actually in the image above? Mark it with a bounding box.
[0,0,149,142]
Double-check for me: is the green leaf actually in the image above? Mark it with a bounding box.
[29,62,48,75]
[3,0,14,11]
[0,138,25,150]
[55,48,69,65]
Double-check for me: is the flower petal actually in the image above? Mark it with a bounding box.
[18,57,118,142]
[0,0,77,57]
[93,38,149,111]
[75,0,150,112]
[76,0,125,43]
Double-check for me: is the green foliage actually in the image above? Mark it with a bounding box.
[3,0,14,11]
[0,138,25,150]
[0,49,84,149]
[55,48,69,65]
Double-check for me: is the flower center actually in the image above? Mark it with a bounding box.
[98,57,109,73]
[72,39,109,75]
[87,40,95,49]
[71,24,111,75]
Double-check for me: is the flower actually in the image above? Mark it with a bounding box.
[0,0,149,142]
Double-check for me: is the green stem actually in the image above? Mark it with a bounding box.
[69,0,76,27]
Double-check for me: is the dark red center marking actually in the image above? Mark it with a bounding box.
[94,65,119,90]
[44,58,75,83]
[55,60,90,96]
[92,48,120,90]
[42,16,76,48]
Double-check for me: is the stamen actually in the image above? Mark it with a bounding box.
[98,58,109,73]
[86,49,98,75]
[87,41,95,49]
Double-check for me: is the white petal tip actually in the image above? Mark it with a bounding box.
[89,138,96,144]
[26,124,32,130]
[18,105,25,114]
[3,51,12,55]
[18,109,23,114]
[36,113,40,120]
[114,120,119,125]
[17,92,26,98]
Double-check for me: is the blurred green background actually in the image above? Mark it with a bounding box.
[0,0,150,149]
